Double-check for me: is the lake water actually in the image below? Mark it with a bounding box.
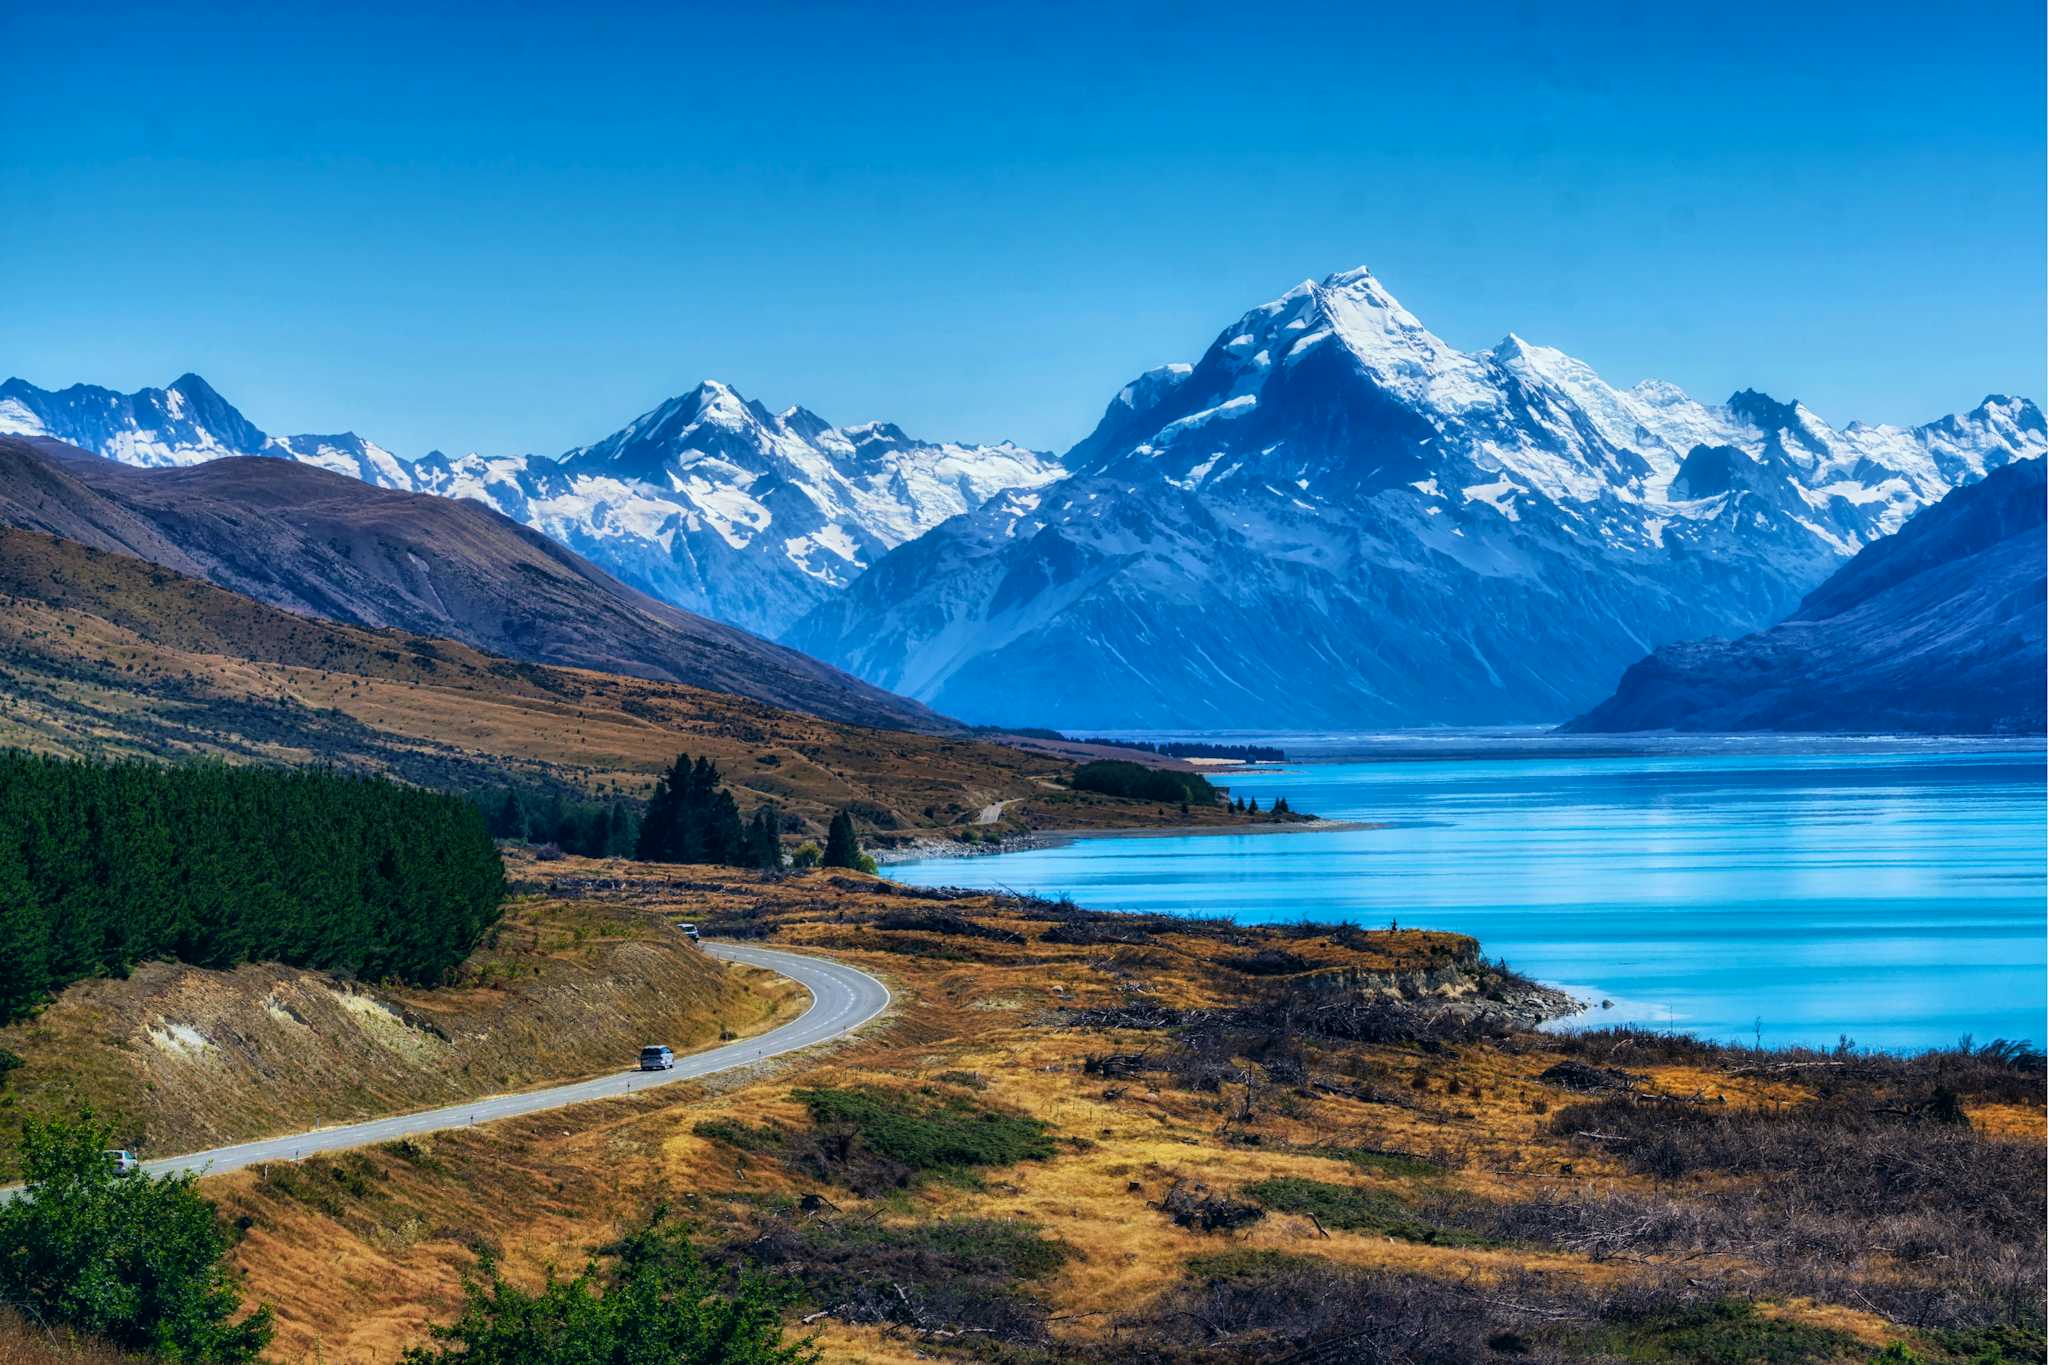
[887,740,2047,1050]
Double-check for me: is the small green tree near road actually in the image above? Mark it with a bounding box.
[820,810,874,872]
[401,1210,815,1365]
[0,1113,271,1362]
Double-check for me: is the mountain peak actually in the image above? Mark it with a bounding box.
[168,372,223,398]
[778,404,834,441]
[1317,264,1380,291]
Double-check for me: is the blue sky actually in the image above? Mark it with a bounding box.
[3,1,2041,456]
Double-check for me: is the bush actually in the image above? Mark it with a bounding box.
[1070,760,1217,805]
[794,1086,1055,1177]
[0,1112,272,1362]
[1242,1176,1490,1246]
[402,1209,814,1365]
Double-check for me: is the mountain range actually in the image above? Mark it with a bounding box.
[6,266,2040,729]
[789,269,2044,726]
[0,435,938,731]
[0,374,1061,638]
[1567,456,2045,735]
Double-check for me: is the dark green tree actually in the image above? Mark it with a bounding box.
[401,1211,815,1365]
[821,809,861,870]
[0,1111,273,1362]
[635,755,746,867]
[488,789,523,839]
[746,805,783,871]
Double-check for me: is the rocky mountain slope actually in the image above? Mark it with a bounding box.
[0,373,1060,637]
[1566,457,2045,735]
[0,436,941,731]
[788,267,2043,727]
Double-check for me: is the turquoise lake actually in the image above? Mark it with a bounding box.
[887,740,2047,1050]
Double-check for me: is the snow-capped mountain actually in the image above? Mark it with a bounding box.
[787,267,2045,728]
[1567,457,2046,735]
[0,374,1061,637]
[406,382,1061,635]
[0,373,412,487]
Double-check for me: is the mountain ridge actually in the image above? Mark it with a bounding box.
[1564,458,2047,735]
[787,266,2043,727]
[0,435,945,732]
[0,372,1061,637]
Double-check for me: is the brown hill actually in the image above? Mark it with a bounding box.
[0,525,1058,840]
[0,435,940,731]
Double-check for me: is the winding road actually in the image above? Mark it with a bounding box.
[7,944,889,1194]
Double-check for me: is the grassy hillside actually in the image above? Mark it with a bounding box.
[0,889,797,1178]
[0,527,1069,843]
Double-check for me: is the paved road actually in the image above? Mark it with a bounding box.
[6,943,888,1193]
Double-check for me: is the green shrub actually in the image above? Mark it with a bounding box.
[692,1118,785,1153]
[795,1086,1055,1173]
[402,1209,813,1364]
[1589,1297,1865,1364]
[0,1111,272,1361]
[1241,1176,1488,1246]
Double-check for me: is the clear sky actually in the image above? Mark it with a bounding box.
[3,1,2041,457]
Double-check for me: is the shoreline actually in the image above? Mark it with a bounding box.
[876,816,1379,865]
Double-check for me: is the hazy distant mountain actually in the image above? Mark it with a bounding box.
[0,374,1060,637]
[786,267,2044,727]
[0,435,945,732]
[1567,458,2045,735]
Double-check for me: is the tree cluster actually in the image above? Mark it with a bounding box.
[0,752,505,1022]
[477,785,639,858]
[1069,760,1218,806]
[634,755,784,871]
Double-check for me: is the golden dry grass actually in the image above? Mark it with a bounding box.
[171,861,2032,1363]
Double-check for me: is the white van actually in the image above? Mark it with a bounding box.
[638,1045,675,1071]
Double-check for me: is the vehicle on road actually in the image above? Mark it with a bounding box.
[638,1045,675,1071]
[106,1149,140,1176]
[675,921,700,942]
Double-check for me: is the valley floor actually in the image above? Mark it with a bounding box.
[6,857,2028,1363]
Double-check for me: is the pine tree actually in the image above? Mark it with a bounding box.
[822,810,861,869]
[746,805,783,871]
[0,752,502,1023]
[490,789,523,839]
